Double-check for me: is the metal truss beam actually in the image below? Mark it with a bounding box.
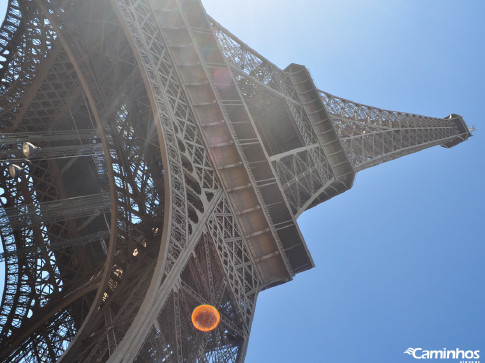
[0,0,471,361]
[318,89,471,171]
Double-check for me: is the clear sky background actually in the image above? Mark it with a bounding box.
[1,1,484,363]
[202,1,485,362]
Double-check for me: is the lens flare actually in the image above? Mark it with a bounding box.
[213,68,232,90]
[191,304,220,332]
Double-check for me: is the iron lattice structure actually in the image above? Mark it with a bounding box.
[0,0,470,361]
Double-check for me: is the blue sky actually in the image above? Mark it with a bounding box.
[1,1,484,362]
[202,1,484,362]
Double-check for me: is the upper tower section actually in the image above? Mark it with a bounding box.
[211,19,471,217]
[317,89,471,172]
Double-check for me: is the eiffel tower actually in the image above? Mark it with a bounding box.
[0,0,471,361]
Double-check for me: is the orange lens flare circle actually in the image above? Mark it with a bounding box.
[191,304,220,332]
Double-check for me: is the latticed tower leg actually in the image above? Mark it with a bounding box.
[131,196,260,362]
[0,0,266,360]
[0,0,470,361]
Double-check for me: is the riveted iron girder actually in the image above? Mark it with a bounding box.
[0,0,470,361]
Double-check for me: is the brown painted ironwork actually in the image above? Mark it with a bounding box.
[0,0,470,361]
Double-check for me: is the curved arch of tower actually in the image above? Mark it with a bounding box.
[0,0,470,361]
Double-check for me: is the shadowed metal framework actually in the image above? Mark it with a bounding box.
[0,0,470,361]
